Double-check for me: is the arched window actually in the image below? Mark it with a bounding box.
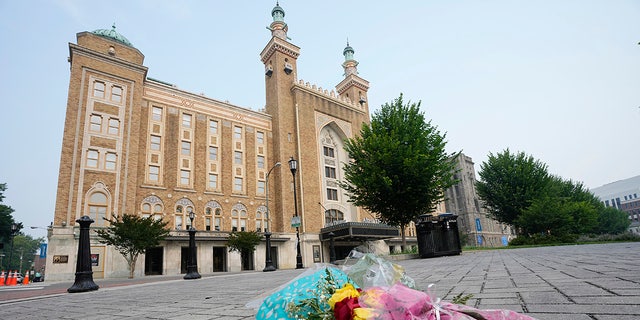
[205,201,222,231]
[88,192,108,227]
[141,195,164,221]
[175,198,194,230]
[232,203,248,232]
[324,209,344,226]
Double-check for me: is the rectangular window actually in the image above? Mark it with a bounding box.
[325,166,336,178]
[150,135,161,151]
[93,81,105,98]
[90,114,102,132]
[152,106,162,121]
[180,170,190,185]
[257,181,265,194]
[86,150,99,168]
[257,155,265,169]
[215,218,221,231]
[256,131,264,144]
[209,120,218,134]
[175,216,183,230]
[149,165,159,181]
[324,146,335,158]
[105,152,117,170]
[234,151,243,164]
[205,217,211,231]
[209,146,218,161]
[208,174,218,189]
[182,114,192,128]
[181,141,191,155]
[234,177,243,191]
[108,118,119,135]
[327,188,338,200]
[256,220,262,232]
[240,220,246,232]
[232,219,238,232]
[111,86,122,102]
[234,126,242,139]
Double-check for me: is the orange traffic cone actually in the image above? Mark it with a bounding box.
[23,272,29,285]
[7,271,15,286]
[0,270,5,286]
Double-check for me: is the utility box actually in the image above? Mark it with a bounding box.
[415,213,462,258]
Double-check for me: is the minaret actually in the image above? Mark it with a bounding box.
[336,41,370,108]
[260,3,301,233]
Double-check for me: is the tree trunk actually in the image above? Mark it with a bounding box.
[128,254,138,279]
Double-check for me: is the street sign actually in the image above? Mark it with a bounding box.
[291,216,301,228]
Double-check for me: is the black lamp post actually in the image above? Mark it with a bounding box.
[4,223,19,283]
[68,216,99,293]
[328,231,337,264]
[184,210,201,279]
[264,162,281,272]
[289,157,303,269]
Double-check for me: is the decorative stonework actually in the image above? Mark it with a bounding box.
[294,79,366,113]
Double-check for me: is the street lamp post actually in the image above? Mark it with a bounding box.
[289,157,303,269]
[264,162,281,272]
[4,223,19,283]
[184,210,201,279]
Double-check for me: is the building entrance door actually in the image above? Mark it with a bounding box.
[212,247,226,272]
[145,247,163,275]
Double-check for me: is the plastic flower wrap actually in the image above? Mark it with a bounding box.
[252,251,537,320]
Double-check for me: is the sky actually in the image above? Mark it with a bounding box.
[1,1,639,240]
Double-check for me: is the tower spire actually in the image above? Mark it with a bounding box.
[342,40,358,76]
[268,2,288,40]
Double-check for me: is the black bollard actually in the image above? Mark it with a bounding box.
[68,216,99,293]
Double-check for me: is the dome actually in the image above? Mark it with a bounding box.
[343,41,355,60]
[91,24,133,47]
[271,2,285,21]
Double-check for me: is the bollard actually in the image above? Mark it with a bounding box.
[67,216,99,293]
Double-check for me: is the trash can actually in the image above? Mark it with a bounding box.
[415,213,461,258]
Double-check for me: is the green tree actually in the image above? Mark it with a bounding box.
[4,234,44,272]
[476,149,551,232]
[226,231,262,270]
[517,197,573,236]
[341,94,458,249]
[0,183,18,245]
[95,214,169,278]
[597,207,630,234]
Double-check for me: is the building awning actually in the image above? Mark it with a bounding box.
[320,222,399,242]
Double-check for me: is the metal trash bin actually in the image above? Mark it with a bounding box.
[415,213,461,258]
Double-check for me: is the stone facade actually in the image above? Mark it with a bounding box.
[46,5,391,280]
[444,153,513,247]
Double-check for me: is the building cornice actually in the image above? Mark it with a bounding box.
[69,43,148,77]
[335,74,370,94]
[260,36,300,63]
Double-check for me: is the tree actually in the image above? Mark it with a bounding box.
[0,183,17,244]
[4,234,45,272]
[476,149,551,232]
[341,94,458,249]
[597,207,630,234]
[95,214,169,278]
[226,231,262,270]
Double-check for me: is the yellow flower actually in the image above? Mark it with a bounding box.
[328,283,360,309]
[353,307,375,320]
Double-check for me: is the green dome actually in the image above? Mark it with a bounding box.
[271,2,285,22]
[91,24,133,47]
[343,41,355,60]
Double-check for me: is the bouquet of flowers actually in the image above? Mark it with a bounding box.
[253,253,536,320]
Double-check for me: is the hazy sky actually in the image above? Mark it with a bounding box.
[1,1,638,240]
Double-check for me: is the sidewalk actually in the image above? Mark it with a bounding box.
[0,242,638,319]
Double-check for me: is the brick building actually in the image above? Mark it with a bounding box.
[46,4,407,280]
